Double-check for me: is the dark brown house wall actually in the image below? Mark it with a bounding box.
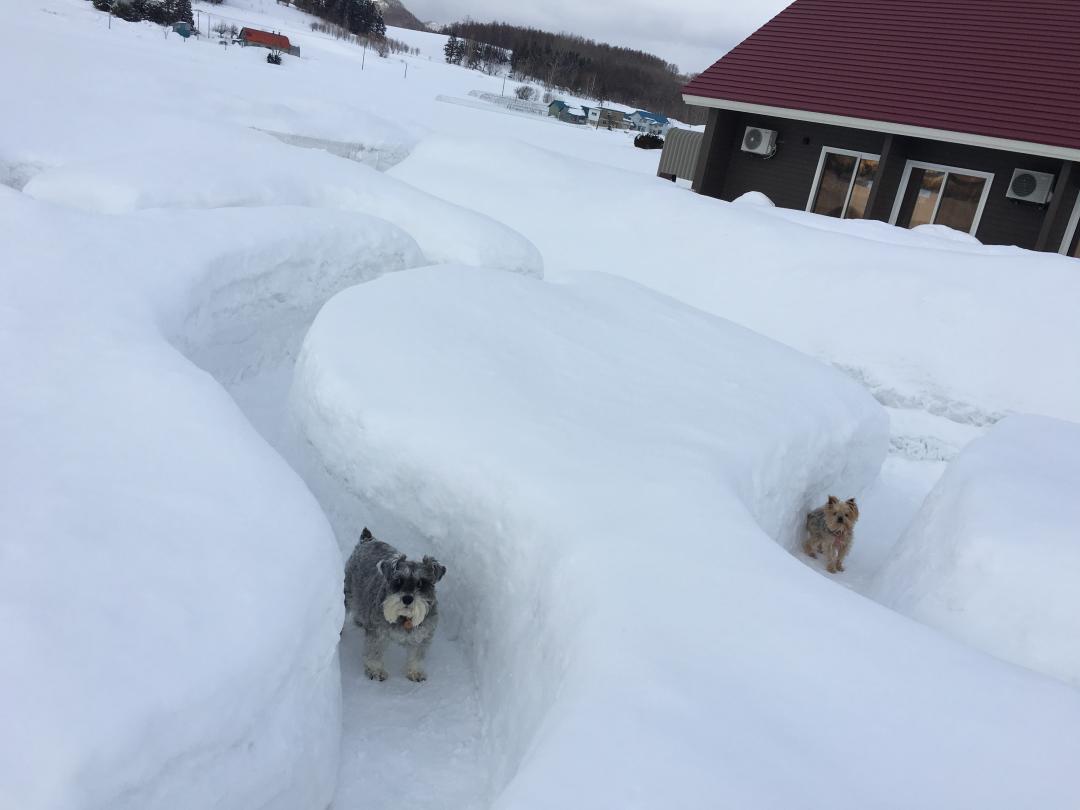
[719,114,885,210]
[1044,162,1080,252]
[700,112,1075,251]
[900,139,1062,250]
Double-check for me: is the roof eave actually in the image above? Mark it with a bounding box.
[682,93,1080,163]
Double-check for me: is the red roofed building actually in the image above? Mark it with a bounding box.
[238,27,296,55]
[682,0,1080,256]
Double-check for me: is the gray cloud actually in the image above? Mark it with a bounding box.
[403,0,793,73]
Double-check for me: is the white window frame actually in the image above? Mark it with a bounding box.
[805,147,881,218]
[888,160,995,236]
[1059,190,1080,256]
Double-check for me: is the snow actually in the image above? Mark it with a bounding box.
[23,132,541,278]
[872,415,1080,688]
[5,0,1080,806]
[291,266,1080,809]
[912,222,983,244]
[733,190,775,206]
[389,136,1080,426]
[0,187,430,808]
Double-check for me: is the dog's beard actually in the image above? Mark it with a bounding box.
[382,593,429,627]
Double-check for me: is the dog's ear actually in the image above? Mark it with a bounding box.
[846,498,859,519]
[360,527,374,543]
[827,495,840,506]
[423,556,447,583]
[376,554,405,581]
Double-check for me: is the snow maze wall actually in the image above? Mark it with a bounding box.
[287,266,1080,810]
[6,127,1080,810]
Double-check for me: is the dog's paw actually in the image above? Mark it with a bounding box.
[836,563,845,572]
[826,564,837,574]
[406,669,427,683]
[365,665,388,682]
[806,551,817,559]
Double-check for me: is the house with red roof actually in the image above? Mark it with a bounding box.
[682,0,1080,256]
[238,28,297,56]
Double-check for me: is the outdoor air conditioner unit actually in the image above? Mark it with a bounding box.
[1006,168,1055,204]
[741,126,777,157]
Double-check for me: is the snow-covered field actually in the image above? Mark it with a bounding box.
[873,415,1080,689]
[3,1,1080,808]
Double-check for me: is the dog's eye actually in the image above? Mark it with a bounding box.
[417,579,429,591]
[391,577,403,589]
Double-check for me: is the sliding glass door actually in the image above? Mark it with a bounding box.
[890,161,994,236]
[807,148,880,219]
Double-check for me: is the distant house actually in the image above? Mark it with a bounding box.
[548,100,586,125]
[238,27,298,56]
[629,111,670,137]
[683,0,1080,255]
[587,107,626,130]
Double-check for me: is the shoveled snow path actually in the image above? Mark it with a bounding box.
[215,311,490,810]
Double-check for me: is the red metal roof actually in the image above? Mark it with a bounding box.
[683,0,1080,155]
[240,28,291,51]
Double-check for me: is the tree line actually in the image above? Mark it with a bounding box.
[443,35,510,76]
[441,20,707,123]
[89,0,194,25]
[291,0,386,38]
[310,20,419,57]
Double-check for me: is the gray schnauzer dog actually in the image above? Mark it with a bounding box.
[344,528,446,682]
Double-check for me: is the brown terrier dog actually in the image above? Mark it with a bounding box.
[804,496,859,574]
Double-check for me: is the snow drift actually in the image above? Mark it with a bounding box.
[872,415,1080,687]
[23,132,542,278]
[390,136,1080,427]
[292,266,1080,809]
[0,190,428,809]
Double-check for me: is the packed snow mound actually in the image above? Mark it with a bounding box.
[390,136,1080,425]
[0,192,428,809]
[872,415,1080,687]
[733,190,775,207]
[912,222,983,244]
[24,133,542,278]
[292,266,1080,809]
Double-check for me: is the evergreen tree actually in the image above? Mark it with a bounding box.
[444,34,459,64]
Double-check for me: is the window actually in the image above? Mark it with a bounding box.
[806,148,880,219]
[1060,190,1080,259]
[890,160,994,236]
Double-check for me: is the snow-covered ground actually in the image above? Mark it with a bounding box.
[3,0,1080,807]
[873,415,1080,689]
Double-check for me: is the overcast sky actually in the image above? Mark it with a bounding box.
[404,0,793,74]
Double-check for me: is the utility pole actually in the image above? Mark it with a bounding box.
[404,61,408,79]
[362,40,366,70]
[501,71,507,96]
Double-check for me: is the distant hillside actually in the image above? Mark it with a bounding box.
[442,20,707,123]
[376,0,427,31]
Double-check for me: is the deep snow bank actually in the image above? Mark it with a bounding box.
[389,136,1080,426]
[872,415,1080,687]
[292,266,1080,808]
[23,131,542,278]
[0,191,425,809]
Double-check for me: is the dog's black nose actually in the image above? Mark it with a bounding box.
[402,595,414,606]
